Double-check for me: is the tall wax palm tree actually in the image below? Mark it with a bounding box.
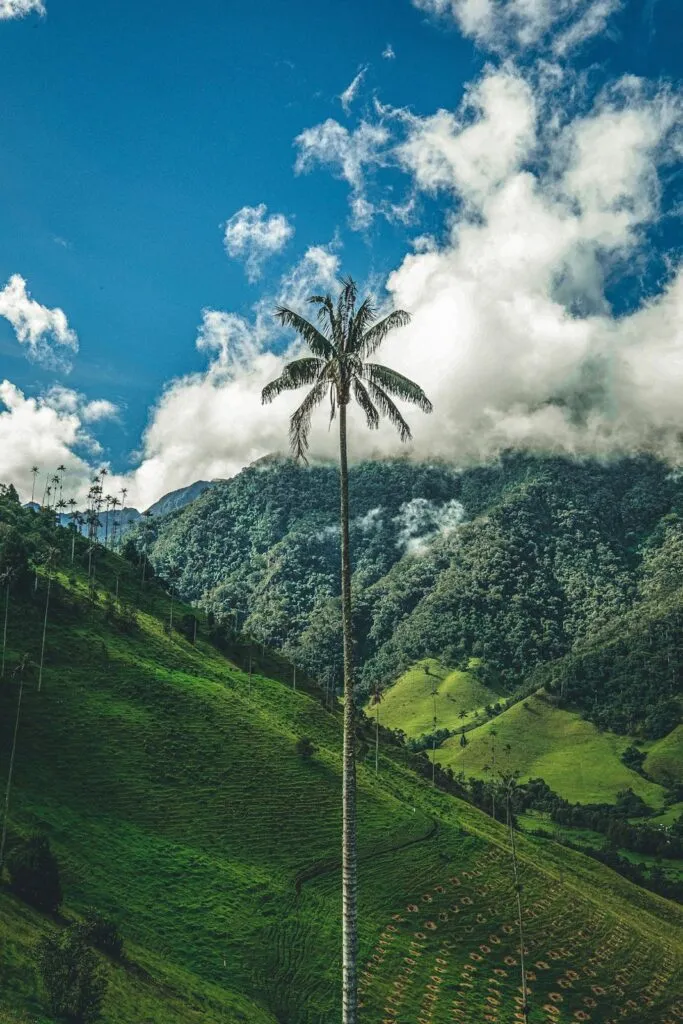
[261,277,432,1024]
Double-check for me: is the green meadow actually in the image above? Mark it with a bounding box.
[436,693,669,808]
[370,658,503,736]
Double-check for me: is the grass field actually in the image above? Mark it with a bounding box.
[1,517,682,1023]
[370,658,503,737]
[436,693,669,808]
[645,725,683,788]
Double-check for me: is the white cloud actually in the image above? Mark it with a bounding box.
[394,497,466,553]
[124,243,343,508]
[223,204,294,282]
[413,0,622,55]
[0,382,116,502]
[382,43,396,60]
[81,399,120,423]
[396,69,536,204]
[123,65,683,506]
[294,119,389,228]
[0,0,44,19]
[0,275,78,368]
[340,65,368,115]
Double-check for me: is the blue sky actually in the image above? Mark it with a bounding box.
[0,0,681,506]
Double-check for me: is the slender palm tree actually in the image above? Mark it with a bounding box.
[38,547,58,692]
[30,466,39,505]
[504,773,530,1024]
[57,464,66,504]
[371,682,384,775]
[0,654,30,874]
[0,566,16,678]
[262,277,431,1024]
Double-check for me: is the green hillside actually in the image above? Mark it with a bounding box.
[437,694,668,808]
[1,497,683,1023]
[368,658,503,736]
[645,725,683,789]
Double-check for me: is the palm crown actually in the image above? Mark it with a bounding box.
[261,277,432,458]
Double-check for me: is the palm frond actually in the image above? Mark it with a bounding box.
[365,380,413,443]
[363,363,433,413]
[357,309,411,359]
[338,277,358,350]
[274,306,335,359]
[289,380,330,461]
[347,296,377,354]
[351,379,380,431]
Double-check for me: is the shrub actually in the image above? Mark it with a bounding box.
[295,736,317,760]
[75,910,124,958]
[36,929,107,1023]
[7,835,62,913]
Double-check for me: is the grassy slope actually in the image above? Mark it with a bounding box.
[0,534,682,1023]
[645,725,683,788]
[437,693,669,807]
[372,658,502,736]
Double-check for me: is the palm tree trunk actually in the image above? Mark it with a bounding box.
[0,661,26,873]
[507,787,529,1023]
[38,572,52,693]
[375,703,379,775]
[338,401,358,1024]
[1,583,9,679]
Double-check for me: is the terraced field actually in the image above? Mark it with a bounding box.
[1,522,682,1022]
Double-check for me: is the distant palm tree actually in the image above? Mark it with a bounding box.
[262,277,432,1024]
[30,466,39,505]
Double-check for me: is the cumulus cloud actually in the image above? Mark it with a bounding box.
[223,204,294,281]
[294,119,390,228]
[0,382,117,502]
[413,0,622,55]
[122,64,683,506]
[0,0,44,19]
[395,69,536,204]
[340,65,368,115]
[0,275,78,368]
[374,70,683,466]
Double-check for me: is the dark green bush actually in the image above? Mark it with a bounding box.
[36,929,107,1023]
[7,835,62,913]
[295,736,316,760]
[75,910,124,958]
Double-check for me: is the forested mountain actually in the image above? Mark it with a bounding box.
[137,452,683,738]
